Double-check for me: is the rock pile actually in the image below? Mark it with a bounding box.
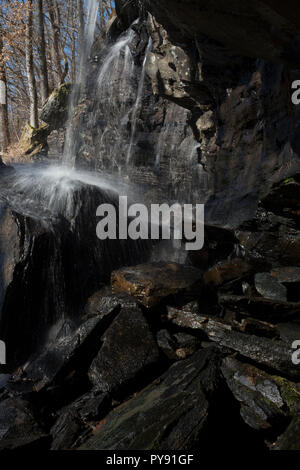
[1,175,300,450]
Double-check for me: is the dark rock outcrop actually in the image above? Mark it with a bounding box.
[144,0,300,66]
[81,347,221,450]
[0,171,151,367]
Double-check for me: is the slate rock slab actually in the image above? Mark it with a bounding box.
[111,262,203,307]
[82,347,221,450]
[88,306,160,394]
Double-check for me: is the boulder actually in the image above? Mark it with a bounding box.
[81,348,221,450]
[0,171,151,367]
[88,306,160,395]
[18,122,50,158]
[40,83,71,130]
[111,262,203,307]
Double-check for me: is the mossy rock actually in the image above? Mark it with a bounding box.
[40,82,71,130]
[19,122,50,157]
[273,376,300,414]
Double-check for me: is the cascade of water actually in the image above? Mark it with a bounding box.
[97,29,135,92]
[96,28,136,171]
[63,0,99,167]
[126,37,153,165]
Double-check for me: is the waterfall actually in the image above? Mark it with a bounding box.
[63,0,99,167]
[126,37,153,165]
[97,29,135,93]
[95,27,136,171]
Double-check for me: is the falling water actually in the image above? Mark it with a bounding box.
[97,29,135,92]
[96,28,136,170]
[63,0,99,167]
[126,37,153,165]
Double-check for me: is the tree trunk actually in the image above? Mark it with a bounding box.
[25,0,38,128]
[45,0,62,87]
[0,32,10,152]
[77,0,85,56]
[36,0,49,104]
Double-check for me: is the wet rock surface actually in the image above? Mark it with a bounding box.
[0,169,151,367]
[81,348,221,450]
[88,306,160,395]
[111,262,203,307]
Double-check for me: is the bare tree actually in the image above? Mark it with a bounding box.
[25,0,38,128]
[36,0,49,104]
[45,0,62,87]
[0,30,10,152]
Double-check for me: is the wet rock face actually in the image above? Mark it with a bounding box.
[0,171,152,367]
[62,4,300,227]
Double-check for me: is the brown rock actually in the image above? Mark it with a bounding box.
[111,262,203,307]
[203,259,252,286]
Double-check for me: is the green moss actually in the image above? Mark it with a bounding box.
[281,177,295,185]
[19,122,50,156]
[273,376,300,413]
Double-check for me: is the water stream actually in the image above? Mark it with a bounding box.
[126,37,153,165]
[63,0,99,167]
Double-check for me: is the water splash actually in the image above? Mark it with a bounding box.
[126,37,153,165]
[63,0,99,167]
[0,164,127,223]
